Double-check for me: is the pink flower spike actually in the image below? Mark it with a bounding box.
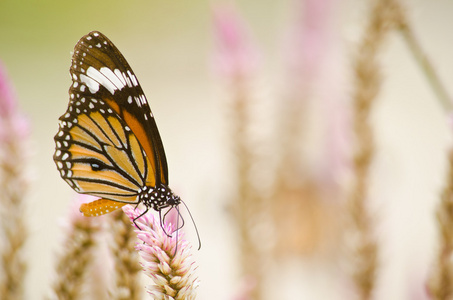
[446,111,453,132]
[0,60,30,300]
[233,276,257,300]
[0,61,30,143]
[212,4,260,79]
[50,194,102,300]
[123,206,199,300]
[286,0,338,82]
[56,194,103,242]
[0,61,16,117]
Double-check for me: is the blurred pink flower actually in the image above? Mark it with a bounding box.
[286,0,337,81]
[50,194,102,300]
[212,3,260,79]
[0,61,29,143]
[123,206,199,300]
[0,63,15,117]
[0,59,30,300]
[232,276,257,300]
[321,95,351,189]
[285,0,350,188]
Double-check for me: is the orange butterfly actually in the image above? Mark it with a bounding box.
[54,31,181,223]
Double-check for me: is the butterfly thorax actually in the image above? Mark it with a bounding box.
[138,184,181,211]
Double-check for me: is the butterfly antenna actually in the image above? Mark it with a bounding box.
[181,200,201,250]
[177,206,185,230]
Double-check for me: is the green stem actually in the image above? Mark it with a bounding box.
[398,24,452,111]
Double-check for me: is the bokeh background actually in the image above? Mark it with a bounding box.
[1,0,453,299]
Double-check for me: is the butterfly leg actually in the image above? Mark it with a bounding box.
[132,207,149,230]
[159,209,172,238]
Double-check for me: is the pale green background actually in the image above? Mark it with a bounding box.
[1,0,453,299]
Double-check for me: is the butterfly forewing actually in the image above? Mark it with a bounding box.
[68,31,168,186]
[54,31,169,215]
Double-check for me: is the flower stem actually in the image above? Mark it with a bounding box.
[109,211,142,300]
[347,0,401,297]
[429,147,453,299]
[0,62,29,300]
[397,19,452,111]
[49,212,99,300]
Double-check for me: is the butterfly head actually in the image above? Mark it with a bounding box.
[139,184,181,212]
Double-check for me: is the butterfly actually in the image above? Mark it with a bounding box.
[53,31,184,230]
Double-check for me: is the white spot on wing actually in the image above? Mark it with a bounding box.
[140,94,146,105]
[84,67,116,94]
[100,67,126,91]
[114,69,127,86]
[80,72,100,93]
[124,72,132,87]
[134,96,141,107]
[127,70,138,86]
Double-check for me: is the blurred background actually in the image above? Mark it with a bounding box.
[0,0,453,299]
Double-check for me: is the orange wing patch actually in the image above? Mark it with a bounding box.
[80,199,127,217]
[77,113,118,147]
[69,126,102,152]
[69,144,111,166]
[103,145,143,185]
[104,97,158,186]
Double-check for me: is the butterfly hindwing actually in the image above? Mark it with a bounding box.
[79,199,127,217]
